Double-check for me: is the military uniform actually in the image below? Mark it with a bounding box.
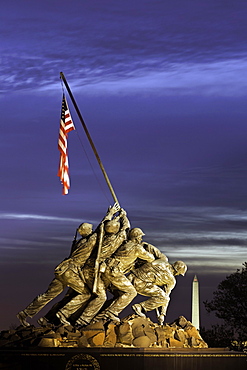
[97,240,155,318]
[61,214,130,323]
[18,208,117,323]
[129,260,176,315]
[21,233,97,319]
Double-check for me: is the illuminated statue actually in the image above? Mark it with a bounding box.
[57,208,130,326]
[129,260,187,325]
[17,206,187,330]
[91,228,156,323]
[17,204,120,327]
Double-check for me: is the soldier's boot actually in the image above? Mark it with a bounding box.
[93,310,120,324]
[105,311,120,323]
[76,318,90,327]
[17,310,30,327]
[56,311,71,326]
[132,303,146,318]
[37,316,52,328]
[157,314,165,326]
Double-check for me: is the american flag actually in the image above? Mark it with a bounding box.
[58,94,75,195]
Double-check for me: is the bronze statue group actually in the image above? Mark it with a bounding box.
[17,204,187,328]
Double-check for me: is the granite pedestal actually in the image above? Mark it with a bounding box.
[1,347,246,370]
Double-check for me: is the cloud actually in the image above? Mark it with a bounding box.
[0,212,81,223]
[1,1,247,95]
[2,54,247,97]
[129,205,247,273]
[0,238,56,249]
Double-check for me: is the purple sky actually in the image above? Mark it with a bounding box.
[1,0,247,331]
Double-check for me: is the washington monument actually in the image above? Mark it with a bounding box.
[192,275,200,330]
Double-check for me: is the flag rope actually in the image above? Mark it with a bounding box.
[59,72,119,205]
[74,128,112,204]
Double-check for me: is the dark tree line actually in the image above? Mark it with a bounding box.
[202,262,247,348]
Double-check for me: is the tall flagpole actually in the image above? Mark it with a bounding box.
[60,72,119,205]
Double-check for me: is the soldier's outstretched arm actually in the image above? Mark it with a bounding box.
[137,246,156,263]
[94,203,121,234]
[143,243,168,262]
[107,207,130,231]
[101,203,120,223]
[119,209,130,230]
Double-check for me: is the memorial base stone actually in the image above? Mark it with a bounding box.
[1,347,246,370]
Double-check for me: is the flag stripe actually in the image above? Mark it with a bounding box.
[57,94,75,195]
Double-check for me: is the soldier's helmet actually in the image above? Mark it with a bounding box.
[129,228,145,239]
[77,223,93,236]
[173,261,187,276]
[104,220,120,234]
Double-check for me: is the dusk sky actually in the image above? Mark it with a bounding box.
[1,0,247,331]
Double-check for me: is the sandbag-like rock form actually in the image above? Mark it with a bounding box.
[0,315,207,348]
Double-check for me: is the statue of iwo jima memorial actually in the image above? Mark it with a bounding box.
[1,73,246,370]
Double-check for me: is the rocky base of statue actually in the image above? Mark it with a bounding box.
[0,315,207,349]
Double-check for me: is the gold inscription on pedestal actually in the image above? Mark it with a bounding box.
[65,354,100,370]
